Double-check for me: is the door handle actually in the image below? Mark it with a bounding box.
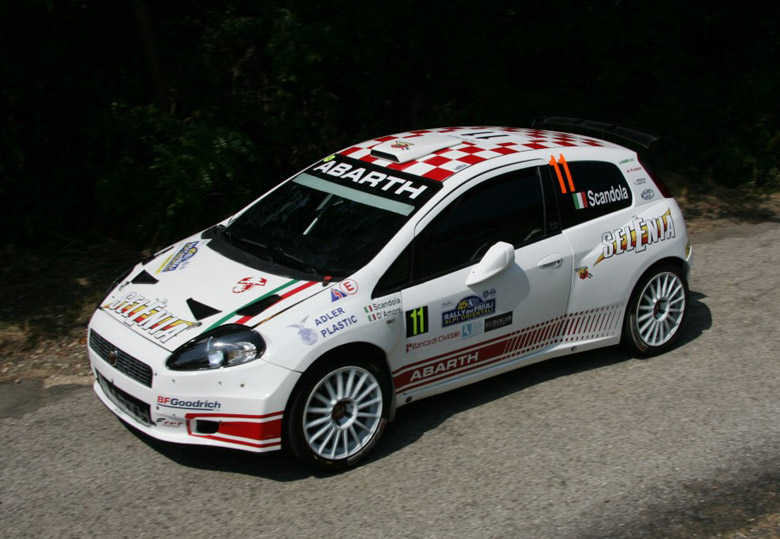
[537,254,562,270]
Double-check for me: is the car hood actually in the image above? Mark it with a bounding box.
[98,237,327,352]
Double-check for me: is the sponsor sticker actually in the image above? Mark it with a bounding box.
[157,241,199,273]
[442,295,496,327]
[634,177,647,185]
[312,307,358,339]
[485,312,513,332]
[288,315,318,345]
[595,208,676,266]
[156,418,184,428]
[406,330,461,353]
[619,158,636,165]
[575,266,594,279]
[409,351,480,383]
[157,396,221,410]
[641,189,655,200]
[102,292,197,343]
[331,288,347,302]
[233,277,268,294]
[391,141,412,150]
[312,158,430,201]
[461,321,484,340]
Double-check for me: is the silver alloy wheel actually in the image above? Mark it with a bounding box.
[302,366,383,461]
[635,271,686,347]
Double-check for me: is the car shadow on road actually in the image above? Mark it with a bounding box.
[126,290,712,480]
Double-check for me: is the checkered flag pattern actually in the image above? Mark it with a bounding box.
[337,126,606,182]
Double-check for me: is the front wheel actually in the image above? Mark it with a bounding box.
[622,264,689,356]
[285,357,390,470]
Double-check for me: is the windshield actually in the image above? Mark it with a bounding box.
[222,155,441,279]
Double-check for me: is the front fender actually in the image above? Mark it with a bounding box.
[257,288,404,375]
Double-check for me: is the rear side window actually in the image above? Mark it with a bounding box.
[549,158,632,229]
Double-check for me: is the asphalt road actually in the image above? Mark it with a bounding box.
[2,222,780,538]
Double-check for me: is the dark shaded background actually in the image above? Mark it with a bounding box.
[1,0,778,248]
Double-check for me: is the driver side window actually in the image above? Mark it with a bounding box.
[413,168,546,282]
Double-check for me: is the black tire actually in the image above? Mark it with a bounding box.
[622,263,689,356]
[284,355,390,470]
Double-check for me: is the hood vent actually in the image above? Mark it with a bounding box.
[370,133,459,164]
[186,298,221,321]
[131,270,159,285]
[235,294,280,318]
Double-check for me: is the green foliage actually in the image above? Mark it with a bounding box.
[97,103,261,244]
[1,1,779,249]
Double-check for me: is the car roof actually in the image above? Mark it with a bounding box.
[337,126,624,182]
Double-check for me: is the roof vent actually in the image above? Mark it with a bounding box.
[371,133,459,164]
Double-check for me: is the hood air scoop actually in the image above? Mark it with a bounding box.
[370,133,459,164]
[235,294,281,318]
[186,298,221,321]
[131,270,159,285]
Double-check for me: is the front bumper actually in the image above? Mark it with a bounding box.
[88,309,300,453]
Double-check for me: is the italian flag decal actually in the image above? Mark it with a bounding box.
[572,192,588,210]
[205,279,317,331]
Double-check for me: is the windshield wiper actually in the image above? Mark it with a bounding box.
[226,231,320,276]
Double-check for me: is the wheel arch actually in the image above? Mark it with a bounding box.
[283,341,396,432]
[635,256,687,286]
[621,255,689,355]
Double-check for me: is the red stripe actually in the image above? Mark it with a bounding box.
[234,281,318,325]
[185,413,283,447]
[280,280,318,299]
[186,411,283,420]
[395,332,510,374]
[217,420,282,441]
[192,434,281,449]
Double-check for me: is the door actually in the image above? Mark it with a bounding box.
[391,164,573,394]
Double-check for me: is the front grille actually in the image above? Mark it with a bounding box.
[89,330,153,388]
[97,371,154,427]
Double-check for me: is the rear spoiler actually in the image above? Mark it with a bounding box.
[532,116,660,149]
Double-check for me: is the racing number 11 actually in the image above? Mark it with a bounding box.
[405,306,429,337]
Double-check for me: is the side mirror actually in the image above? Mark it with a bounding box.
[465,241,515,286]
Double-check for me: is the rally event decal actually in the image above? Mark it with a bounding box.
[157,241,199,273]
[441,295,496,327]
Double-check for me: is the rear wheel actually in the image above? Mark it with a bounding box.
[622,264,688,356]
[285,356,389,470]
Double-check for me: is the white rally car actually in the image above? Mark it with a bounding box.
[88,122,692,469]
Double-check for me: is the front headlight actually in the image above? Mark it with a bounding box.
[166,325,266,371]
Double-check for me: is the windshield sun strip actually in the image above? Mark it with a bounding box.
[293,173,414,216]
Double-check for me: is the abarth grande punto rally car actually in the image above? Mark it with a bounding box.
[88,122,692,469]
